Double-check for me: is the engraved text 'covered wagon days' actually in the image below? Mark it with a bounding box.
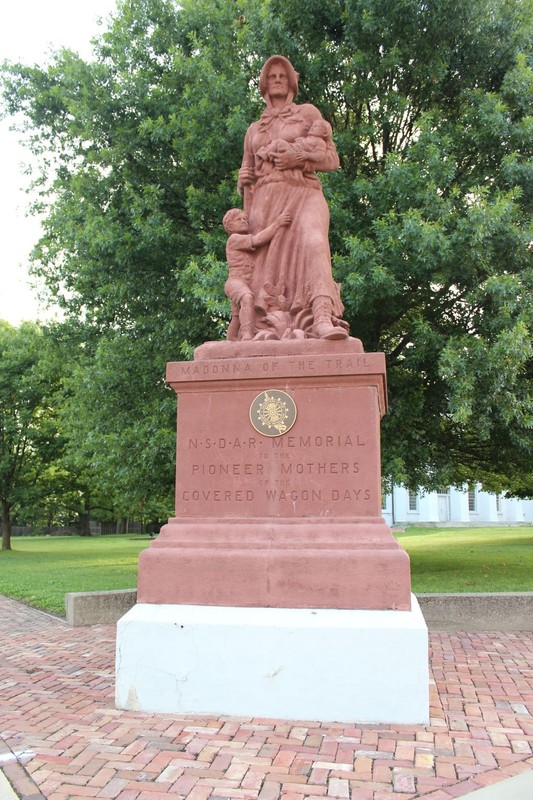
[180,488,371,502]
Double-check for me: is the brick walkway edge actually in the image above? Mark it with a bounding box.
[0,595,532,800]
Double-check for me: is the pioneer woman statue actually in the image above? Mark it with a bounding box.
[226,55,349,341]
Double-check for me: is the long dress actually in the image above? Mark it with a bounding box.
[239,100,344,334]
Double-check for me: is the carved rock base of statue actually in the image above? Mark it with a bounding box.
[116,338,429,722]
[138,338,410,610]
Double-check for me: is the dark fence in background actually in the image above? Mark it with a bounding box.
[11,520,152,537]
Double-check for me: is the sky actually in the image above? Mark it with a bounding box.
[1,0,118,325]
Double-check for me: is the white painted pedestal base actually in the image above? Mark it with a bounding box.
[115,597,429,724]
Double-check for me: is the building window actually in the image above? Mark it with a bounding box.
[408,491,419,512]
[468,486,477,512]
[496,494,501,513]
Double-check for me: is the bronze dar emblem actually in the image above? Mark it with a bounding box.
[250,390,297,437]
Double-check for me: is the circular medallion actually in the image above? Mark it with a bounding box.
[250,389,297,437]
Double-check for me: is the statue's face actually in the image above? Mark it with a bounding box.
[232,211,249,233]
[267,64,289,99]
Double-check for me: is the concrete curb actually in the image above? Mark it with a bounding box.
[65,589,533,630]
[0,771,18,800]
[0,738,46,800]
[457,769,533,799]
[417,592,533,631]
[65,588,137,626]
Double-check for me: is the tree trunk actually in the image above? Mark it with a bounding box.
[77,496,92,536]
[2,500,12,551]
[116,517,128,534]
[78,512,91,536]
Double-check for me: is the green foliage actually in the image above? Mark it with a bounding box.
[59,327,177,519]
[1,0,533,501]
[0,322,66,548]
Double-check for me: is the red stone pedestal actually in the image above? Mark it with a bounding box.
[137,339,411,611]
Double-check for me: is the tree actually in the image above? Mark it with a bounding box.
[1,0,532,498]
[0,322,65,549]
[1,0,257,514]
[57,324,177,523]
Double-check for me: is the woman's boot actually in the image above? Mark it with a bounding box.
[312,296,348,340]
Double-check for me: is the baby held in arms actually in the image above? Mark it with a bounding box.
[256,119,333,167]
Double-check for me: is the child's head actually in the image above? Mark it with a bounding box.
[223,208,248,233]
[308,119,332,140]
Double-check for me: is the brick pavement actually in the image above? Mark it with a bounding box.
[0,595,531,800]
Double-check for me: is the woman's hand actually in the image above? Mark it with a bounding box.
[272,149,304,171]
[238,166,256,187]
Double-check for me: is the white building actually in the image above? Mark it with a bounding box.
[382,484,533,527]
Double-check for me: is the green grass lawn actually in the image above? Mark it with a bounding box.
[398,525,533,593]
[0,527,532,616]
[0,535,152,615]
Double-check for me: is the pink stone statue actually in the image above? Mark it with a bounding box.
[225,55,350,342]
[223,208,291,341]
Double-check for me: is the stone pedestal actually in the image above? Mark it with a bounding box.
[117,338,428,723]
[137,339,412,611]
[116,599,429,724]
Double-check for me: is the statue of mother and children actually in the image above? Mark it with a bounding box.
[223,55,350,342]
